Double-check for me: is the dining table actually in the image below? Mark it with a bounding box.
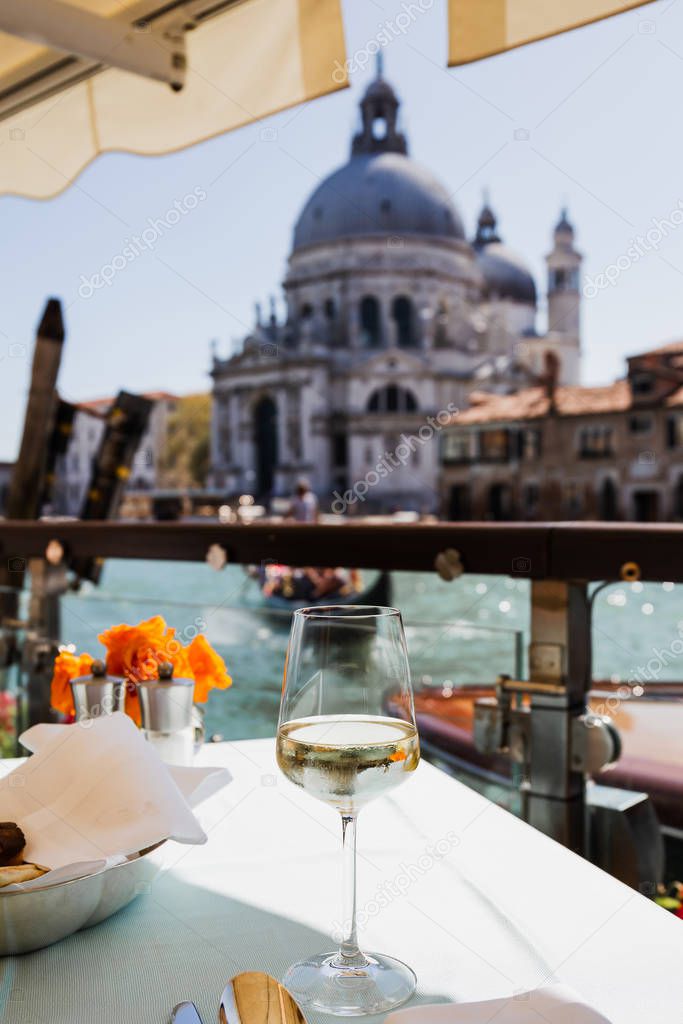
[0,737,681,1023]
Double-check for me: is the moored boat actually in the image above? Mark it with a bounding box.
[401,683,683,833]
[252,566,392,614]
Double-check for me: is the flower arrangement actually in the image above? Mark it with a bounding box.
[656,881,683,920]
[0,691,17,758]
[51,615,232,724]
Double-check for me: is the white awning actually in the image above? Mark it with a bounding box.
[448,0,656,65]
[0,0,348,197]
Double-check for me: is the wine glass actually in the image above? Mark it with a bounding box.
[276,605,420,1017]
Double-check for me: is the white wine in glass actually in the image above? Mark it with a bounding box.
[276,606,420,1016]
[277,714,419,811]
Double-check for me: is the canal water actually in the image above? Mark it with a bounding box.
[60,561,683,742]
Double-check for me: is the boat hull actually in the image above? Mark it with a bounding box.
[407,686,683,832]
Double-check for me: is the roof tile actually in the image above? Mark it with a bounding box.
[452,380,632,425]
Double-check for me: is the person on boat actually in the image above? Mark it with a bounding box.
[261,565,360,602]
[288,478,319,523]
[280,567,341,600]
[262,565,320,600]
[310,567,346,599]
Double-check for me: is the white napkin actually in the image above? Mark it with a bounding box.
[0,713,231,890]
[18,721,230,811]
[385,984,612,1023]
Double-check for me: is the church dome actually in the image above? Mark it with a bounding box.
[293,153,465,250]
[292,72,465,252]
[473,202,537,306]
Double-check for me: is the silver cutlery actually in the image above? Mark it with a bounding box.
[171,1001,204,1024]
[219,971,307,1024]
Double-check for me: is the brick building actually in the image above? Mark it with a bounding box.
[440,342,683,522]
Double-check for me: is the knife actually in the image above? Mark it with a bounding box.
[171,1001,204,1024]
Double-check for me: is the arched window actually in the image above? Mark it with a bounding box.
[599,477,618,521]
[392,295,417,348]
[549,268,579,291]
[372,116,387,140]
[434,301,449,347]
[449,484,471,521]
[254,396,278,498]
[367,385,418,414]
[300,303,313,320]
[488,483,512,521]
[324,298,336,320]
[360,295,382,347]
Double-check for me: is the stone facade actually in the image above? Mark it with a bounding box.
[210,70,582,512]
[440,343,683,522]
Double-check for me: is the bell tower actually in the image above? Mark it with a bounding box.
[546,208,581,335]
[537,209,582,385]
[473,195,501,249]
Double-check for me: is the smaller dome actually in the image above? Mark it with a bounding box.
[472,199,536,306]
[477,243,537,305]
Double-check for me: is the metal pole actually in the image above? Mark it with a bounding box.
[23,558,65,728]
[0,0,186,89]
[524,579,590,853]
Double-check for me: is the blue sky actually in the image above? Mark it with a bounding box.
[1,0,682,459]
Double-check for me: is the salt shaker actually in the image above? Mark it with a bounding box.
[136,662,195,765]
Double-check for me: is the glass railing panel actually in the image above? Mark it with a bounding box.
[60,563,525,743]
[590,580,683,774]
[62,560,285,742]
[55,565,683,800]
[394,569,528,630]
[591,580,683,684]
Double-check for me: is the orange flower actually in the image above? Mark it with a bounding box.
[99,615,231,710]
[99,615,170,682]
[122,678,142,725]
[51,616,232,724]
[187,634,232,704]
[99,616,175,724]
[51,650,94,716]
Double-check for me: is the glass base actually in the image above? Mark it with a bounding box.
[282,950,416,1017]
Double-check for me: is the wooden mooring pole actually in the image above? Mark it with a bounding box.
[0,298,66,731]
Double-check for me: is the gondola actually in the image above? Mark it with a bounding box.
[257,569,392,614]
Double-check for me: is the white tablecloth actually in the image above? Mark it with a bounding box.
[1,738,681,1023]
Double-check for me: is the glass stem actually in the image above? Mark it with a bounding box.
[337,813,366,966]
